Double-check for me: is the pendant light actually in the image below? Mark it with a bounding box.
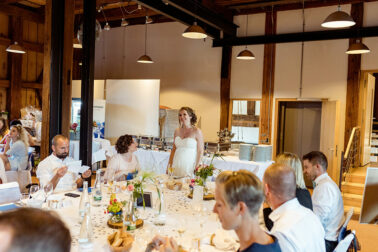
[321,3,355,28]
[137,20,153,63]
[119,5,129,27]
[236,15,255,60]
[182,21,207,39]
[100,6,111,31]
[6,42,26,54]
[346,39,370,54]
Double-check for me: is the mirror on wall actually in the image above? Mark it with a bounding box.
[229,99,260,144]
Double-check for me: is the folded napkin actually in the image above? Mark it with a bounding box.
[203,229,239,251]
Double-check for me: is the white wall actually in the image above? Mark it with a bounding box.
[95,22,222,141]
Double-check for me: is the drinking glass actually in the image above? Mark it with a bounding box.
[29,185,40,199]
[168,166,174,179]
[44,182,54,200]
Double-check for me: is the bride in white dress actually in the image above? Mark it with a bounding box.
[167,107,204,177]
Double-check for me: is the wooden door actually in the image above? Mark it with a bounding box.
[320,100,340,182]
[360,73,376,165]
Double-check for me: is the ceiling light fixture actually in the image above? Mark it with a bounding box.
[121,18,129,27]
[321,4,355,28]
[346,39,370,54]
[146,16,153,24]
[6,41,26,54]
[100,6,111,31]
[236,15,255,60]
[137,20,153,63]
[73,38,82,48]
[182,21,207,39]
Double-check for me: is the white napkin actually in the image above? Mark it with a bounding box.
[203,229,239,251]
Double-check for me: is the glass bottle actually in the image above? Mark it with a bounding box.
[92,172,102,206]
[79,202,93,244]
[79,181,89,220]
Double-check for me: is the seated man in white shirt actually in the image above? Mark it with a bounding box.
[303,151,344,252]
[36,135,91,192]
[263,163,326,252]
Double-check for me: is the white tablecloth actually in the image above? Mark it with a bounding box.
[55,183,237,252]
[131,149,272,180]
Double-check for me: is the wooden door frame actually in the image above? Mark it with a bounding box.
[273,98,328,160]
[358,70,378,166]
[228,98,262,130]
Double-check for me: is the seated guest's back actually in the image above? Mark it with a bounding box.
[0,208,71,252]
[214,170,281,252]
[104,134,140,182]
[264,152,313,230]
[303,151,344,252]
[263,163,325,252]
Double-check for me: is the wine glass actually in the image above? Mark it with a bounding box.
[29,185,40,199]
[168,166,174,180]
[44,182,54,201]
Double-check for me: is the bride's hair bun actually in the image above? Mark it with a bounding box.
[179,107,197,126]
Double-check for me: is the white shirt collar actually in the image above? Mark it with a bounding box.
[269,198,300,223]
[314,172,329,186]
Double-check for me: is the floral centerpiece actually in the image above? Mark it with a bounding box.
[106,194,126,223]
[191,153,223,192]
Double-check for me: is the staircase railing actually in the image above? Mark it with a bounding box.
[339,127,360,189]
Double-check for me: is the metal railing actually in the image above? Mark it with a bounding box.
[339,127,360,189]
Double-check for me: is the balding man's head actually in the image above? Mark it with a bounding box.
[263,163,296,204]
[51,135,69,159]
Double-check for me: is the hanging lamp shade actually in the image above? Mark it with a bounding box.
[6,42,26,54]
[346,41,370,54]
[236,49,255,60]
[137,54,154,63]
[321,7,355,28]
[121,18,129,27]
[182,22,207,39]
[104,22,111,31]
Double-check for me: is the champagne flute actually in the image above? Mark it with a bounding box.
[29,185,40,199]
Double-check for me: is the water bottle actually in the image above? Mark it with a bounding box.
[79,202,93,244]
[79,181,89,220]
[92,172,102,206]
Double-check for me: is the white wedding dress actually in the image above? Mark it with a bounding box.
[172,136,197,177]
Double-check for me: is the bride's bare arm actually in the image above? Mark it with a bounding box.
[195,128,204,168]
[167,129,179,172]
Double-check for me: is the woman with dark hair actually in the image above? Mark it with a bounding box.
[104,134,140,181]
[0,118,9,144]
[167,107,204,177]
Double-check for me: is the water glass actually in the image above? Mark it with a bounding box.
[29,185,40,199]
[192,185,203,212]
[44,182,54,200]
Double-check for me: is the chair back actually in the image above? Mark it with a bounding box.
[0,182,21,204]
[334,230,355,252]
[338,207,354,242]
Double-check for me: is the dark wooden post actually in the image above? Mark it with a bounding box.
[220,46,232,131]
[344,3,363,149]
[259,11,277,144]
[6,16,23,121]
[79,0,96,168]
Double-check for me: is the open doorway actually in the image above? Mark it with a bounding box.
[274,99,341,185]
[276,101,322,187]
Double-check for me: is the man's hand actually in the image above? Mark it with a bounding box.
[82,169,92,179]
[57,166,68,178]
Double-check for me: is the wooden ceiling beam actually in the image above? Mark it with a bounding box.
[95,6,160,22]
[162,0,237,36]
[135,0,220,38]
[0,4,44,23]
[213,26,378,47]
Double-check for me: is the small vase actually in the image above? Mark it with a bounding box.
[109,211,123,223]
